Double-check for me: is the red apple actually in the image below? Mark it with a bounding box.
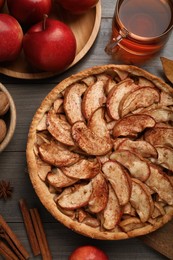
[68,245,109,260]
[0,0,5,11]
[7,0,52,27]
[23,16,76,72]
[55,0,99,14]
[0,14,23,62]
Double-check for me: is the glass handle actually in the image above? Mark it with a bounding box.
[105,29,128,54]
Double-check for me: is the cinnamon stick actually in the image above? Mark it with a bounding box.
[0,240,19,260]
[0,215,30,259]
[30,208,52,260]
[19,198,40,256]
[0,226,25,260]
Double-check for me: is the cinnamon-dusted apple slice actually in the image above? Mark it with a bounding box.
[152,202,165,218]
[47,168,78,188]
[101,184,121,230]
[113,114,156,138]
[38,140,80,167]
[82,80,106,120]
[119,217,146,232]
[63,83,87,124]
[138,77,155,88]
[53,98,63,113]
[102,161,131,206]
[146,164,173,205]
[36,114,47,131]
[56,182,92,210]
[104,78,117,95]
[72,121,113,156]
[81,75,96,87]
[113,138,127,150]
[110,150,150,181]
[123,202,136,216]
[61,158,100,179]
[47,109,75,146]
[113,68,129,81]
[88,173,108,213]
[119,87,160,117]
[97,152,111,165]
[144,127,173,148]
[96,73,110,84]
[88,107,110,139]
[130,178,154,222]
[160,91,173,106]
[151,146,173,172]
[141,108,173,123]
[117,139,158,158]
[36,157,51,181]
[106,78,138,120]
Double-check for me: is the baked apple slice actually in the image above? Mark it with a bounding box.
[144,127,173,148]
[110,150,150,181]
[72,121,113,156]
[138,77,155,88]
[104,77,117,95]
[36,157,51,181]
[130,178,154,222]
[36,114,47,131]
[106,78,138,120]
[102,161,131,205]
[101,184,121,230]
[82,80,106,120]
[53,98,63,113]
[113,68,129,81]
[113,114,156,138]
[151,145,173,172]
[38,140,80,167]
[117,139,158,158]
[141,108,173,123]
[81,75,96,87]
[64,83,87,124]
[146,164,173,205]
[47,168,78,188]
[160,91,173,106]
[47,109,75,146]
[88,173,108,213]
[119,217,145,232]
[61,159,100,179]
[119,87,160,117]
[56,182,92,210]
[88,107,110,139]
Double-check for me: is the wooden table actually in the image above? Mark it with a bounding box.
[0,1,173,259]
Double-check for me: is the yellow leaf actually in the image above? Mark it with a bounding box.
[160,57,173,84]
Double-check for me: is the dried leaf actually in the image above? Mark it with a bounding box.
[160,57,173,84]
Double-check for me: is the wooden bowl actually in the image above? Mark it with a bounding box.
[0,2,101,79]
[0,83,16,153]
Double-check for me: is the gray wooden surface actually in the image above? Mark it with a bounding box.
[0,0,173,259]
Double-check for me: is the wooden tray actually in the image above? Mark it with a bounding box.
[0,2,101,79]
[140,219,173,259]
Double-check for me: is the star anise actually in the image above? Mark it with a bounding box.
[0,180,13,200]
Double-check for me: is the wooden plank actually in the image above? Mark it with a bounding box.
[140,220,173,259]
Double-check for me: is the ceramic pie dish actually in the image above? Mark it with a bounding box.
[26,64,173,240]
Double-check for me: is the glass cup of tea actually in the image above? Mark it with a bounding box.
[105,0,173,56]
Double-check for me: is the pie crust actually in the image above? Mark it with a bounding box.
[26,65,173,240]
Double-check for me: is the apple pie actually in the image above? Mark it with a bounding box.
[26,65,173,240]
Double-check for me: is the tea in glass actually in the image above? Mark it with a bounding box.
[106,0,173,55]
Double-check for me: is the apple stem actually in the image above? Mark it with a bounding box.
[43,14,48,31]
